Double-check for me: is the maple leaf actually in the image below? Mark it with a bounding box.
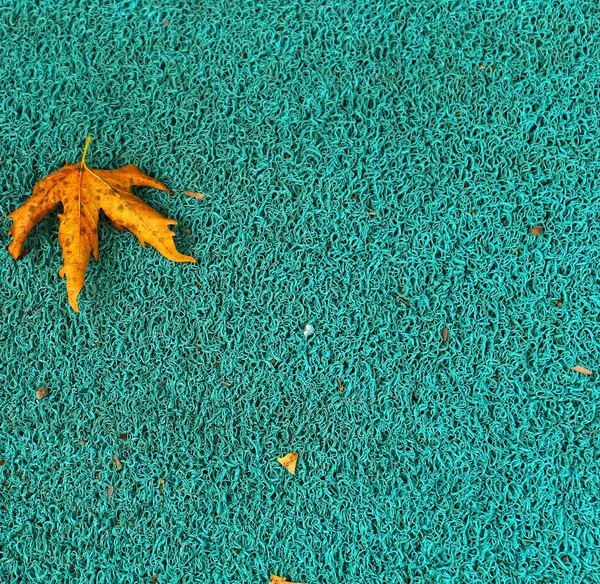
[7,137,195,311]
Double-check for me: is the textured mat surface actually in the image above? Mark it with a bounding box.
[1,0,600,582]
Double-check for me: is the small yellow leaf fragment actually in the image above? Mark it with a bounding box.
[112,455,123,471]
[336,378,345,392]
[442,327,449,343]
[269,576,304,584]
[571,365,593,376]
[107,485,114,500]
[159,478,165,495]
[185,191,205,200]
[277,452,298,475]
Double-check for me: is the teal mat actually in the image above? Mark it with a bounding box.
[1,0,600,582]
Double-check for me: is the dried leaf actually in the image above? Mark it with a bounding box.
[442,327,449,343]
[112,455,123,471]
[277,452,298,475]
[107,485,114,500]
[7,137,195,312]
[269,577,304,584]
[571,365,593,376]
[185,191,204,200]
[159,478,165,495]
[529,225,544,236]
[35,387,48,400]
[336,378,345,392]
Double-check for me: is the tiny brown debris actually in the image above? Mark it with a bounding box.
[393,294,411,307]
[529,225,544,236]
[442,327,449,343]
[185,191,204,200]
[0,460,5,466]
[277,452,298,475]
[119,433,129,440]
[159,478,165,495]
[107,485,114,500]
[162,17,169,25]
[571,365,593,376]
[219,380,232,388]
[337,378,345,392]
[35,387,48,400]
[112,455,123,471]
[556,300,563,307]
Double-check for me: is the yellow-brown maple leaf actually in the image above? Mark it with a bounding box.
[7,137,195,311]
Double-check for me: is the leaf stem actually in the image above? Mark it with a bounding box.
[80,136,92,167]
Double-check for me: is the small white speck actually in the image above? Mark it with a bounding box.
[303,324,314,336]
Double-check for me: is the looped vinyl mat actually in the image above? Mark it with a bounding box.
[1,0,599,582]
